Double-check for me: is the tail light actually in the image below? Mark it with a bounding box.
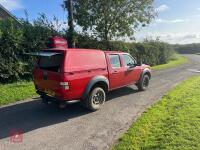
[60,82,69,90]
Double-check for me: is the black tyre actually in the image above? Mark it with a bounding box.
[82,87,106,111]
[137,74,150,91]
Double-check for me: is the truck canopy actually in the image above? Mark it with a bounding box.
[25,52,62,57]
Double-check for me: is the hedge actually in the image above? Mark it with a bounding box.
[0,17,175,83]
[0,15,62,83]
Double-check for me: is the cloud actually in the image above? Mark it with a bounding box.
[198,8,200,11]
[0,0,23,11]
[155,18,188,24]
[137,32,200,44]
[51,20,67,31]
[156,4,170,13]
[191,14,200,18]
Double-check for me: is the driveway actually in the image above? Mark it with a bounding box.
[0,54,199,150]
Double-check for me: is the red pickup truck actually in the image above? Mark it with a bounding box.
[32,37,151,111]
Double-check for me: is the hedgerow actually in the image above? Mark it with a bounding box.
[0,17,175,83]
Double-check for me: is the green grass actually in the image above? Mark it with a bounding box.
[0,82,37,106]
[113,76,200,150]
[152,55,188,70]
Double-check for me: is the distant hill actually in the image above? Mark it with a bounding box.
[173,43,200,54]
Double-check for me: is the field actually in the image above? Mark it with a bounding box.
[152,55,188,70]
[113,76,200,150]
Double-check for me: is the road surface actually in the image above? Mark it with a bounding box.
[0,55,200,150]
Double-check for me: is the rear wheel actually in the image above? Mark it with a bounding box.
[137,74,150,91]
[82,87,106,111]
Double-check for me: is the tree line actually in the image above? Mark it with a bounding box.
[0,16,175,83]
[174,44,200,54]
[0,0,179,83]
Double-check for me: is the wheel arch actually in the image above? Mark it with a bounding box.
[82,76,109,100]
[140,68,151,80]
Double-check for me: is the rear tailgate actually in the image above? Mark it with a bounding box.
[31,51,65,98]
[34,69,63,98]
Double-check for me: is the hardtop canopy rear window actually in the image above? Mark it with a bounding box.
[39,52,63,72]
[26,51,64,72]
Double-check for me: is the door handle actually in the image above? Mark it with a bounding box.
[113,70,118,74]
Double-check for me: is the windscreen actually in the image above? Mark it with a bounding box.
[38,54,63,72]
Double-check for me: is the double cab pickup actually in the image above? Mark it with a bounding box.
[32,37,151,111]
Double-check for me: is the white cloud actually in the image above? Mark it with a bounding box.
[198,8,200,11]
[137,32,200,44]
[0,0,23,11]
[51,20,67,31]
[155,18,188,24]
[156,4,170,13]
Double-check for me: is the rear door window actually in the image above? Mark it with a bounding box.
[109,54,121,68]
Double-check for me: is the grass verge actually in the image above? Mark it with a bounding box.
[152,55,188,70]
[113,76,200,150]
[0,82,37,106]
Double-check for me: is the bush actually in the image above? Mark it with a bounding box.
[76,34,175,66]
[0,15,63,83]
[0,19,24,82]
[0,17,175,83]
[132,40,175,66]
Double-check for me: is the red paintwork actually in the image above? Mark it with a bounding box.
[47,36,68,49]
[33,38,151,102]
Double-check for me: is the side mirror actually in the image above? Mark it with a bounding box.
[127,63,136,68]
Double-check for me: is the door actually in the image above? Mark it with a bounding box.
[122,54,142,85]
[108,54,124,90]
[33,51,64,96]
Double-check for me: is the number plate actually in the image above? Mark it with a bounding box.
[44,89,55,97]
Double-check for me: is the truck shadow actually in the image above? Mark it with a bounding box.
[0,86,137,139]
[108,86,138,100]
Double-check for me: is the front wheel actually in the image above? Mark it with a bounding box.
[82,87,106,111]
[137,75,150,91]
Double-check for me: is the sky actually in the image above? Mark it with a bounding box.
[0,0,200,44]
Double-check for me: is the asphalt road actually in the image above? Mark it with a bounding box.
[0,54,200,150]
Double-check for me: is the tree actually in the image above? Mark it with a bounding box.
[64,0,75,48]
[73,0,155,49]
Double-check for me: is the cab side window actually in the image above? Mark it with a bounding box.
[123,54,136,67]
[109,54,121,68]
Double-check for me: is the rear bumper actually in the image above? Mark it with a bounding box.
[37,90,67,101]
[37,90,62,102]
[36,91,80,104]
